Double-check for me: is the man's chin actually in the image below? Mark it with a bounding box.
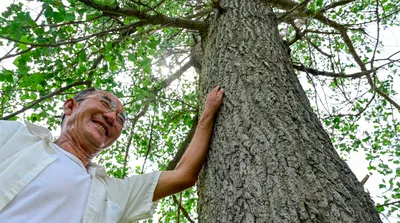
[84,131,108,150]
[91,138,108,149]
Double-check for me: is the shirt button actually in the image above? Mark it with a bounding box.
[23,174,32,181]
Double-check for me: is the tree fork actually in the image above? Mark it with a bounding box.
[197,0,382,222]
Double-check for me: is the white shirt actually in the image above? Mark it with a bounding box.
[0,120,161,223]
[0,143,91,222]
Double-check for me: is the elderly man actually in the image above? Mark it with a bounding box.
[0,86,224,222]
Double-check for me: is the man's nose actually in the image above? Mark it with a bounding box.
[103,111,117,125]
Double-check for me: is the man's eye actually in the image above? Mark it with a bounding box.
[118,116,124,125]
[101,100,111,109]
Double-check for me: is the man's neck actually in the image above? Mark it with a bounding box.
[54,137,95,167]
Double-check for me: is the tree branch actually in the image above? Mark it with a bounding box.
[78,0,207,31]
[319,0,356,13]
[271,0,400,110]
[278,0,311,22]
[292,64,373,78]
[0,47,34,62]
[122,61,193,176]
[344,8,400,27]
[1,80,91,120]
[361,174,369,185]
[377,200,400,208]
[0,22,140,48]
[270,0,298,11]
[184,8,215,19]
[122,101,151,178]
[177,192,182,223]
[369,0,381,70]
[166,114,198,171]
[160,60,193,88]
[172,194,196,223]
[88,55,105,78]
[305,37,333,58]
[141,115,155,173]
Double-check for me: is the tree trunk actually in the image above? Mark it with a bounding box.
[197,1,382,222]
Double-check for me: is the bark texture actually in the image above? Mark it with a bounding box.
[197,1,382,222]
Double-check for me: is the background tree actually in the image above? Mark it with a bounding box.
[0,0,399,222]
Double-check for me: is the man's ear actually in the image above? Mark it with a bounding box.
[63,98,77,117]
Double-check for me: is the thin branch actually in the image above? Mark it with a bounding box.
[184,8,215,19]
[344,8,400,27]
[177,192,182,223]
[166,114,198,171]
[271,0,302,11]
[78,0,207,31]
[24,15,103,29]
[287,20,306,45]
[305,37,333,58]
[369,0,380,70]
[375,90,400,111]
[374,51,400,62]
[160,60,193,88]
[278,0,311,22]
[130,0,165,13]
[303,29,340,35]
[0,22,140,48]
[122,101,150,178]
[122,61,193,176]
[292,64,374,78]
[376,200,400,208]
[163,109,196,128]
[141,115,155,174]
[272,0,400,110]
[88,55,105,78]
[1,80,91,120]
[172,194,196,223]
[361,174,370,185]
[319,0,356,13]
[34,5,45,22]
[0,47,34,62]
[321,90,370,118]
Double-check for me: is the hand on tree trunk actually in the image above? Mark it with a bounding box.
[203,85,224,118]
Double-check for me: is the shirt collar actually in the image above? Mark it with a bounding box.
[88,162,107,177]
[24,120,108,177]
[24,120,53,143]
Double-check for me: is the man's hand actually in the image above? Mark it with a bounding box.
[204,86,224,117]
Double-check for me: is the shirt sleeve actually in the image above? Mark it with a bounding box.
[105,171,161,223]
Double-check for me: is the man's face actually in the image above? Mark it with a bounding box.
[63,91,125,150]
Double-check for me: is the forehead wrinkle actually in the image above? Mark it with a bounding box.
[101,95,114,104]
[97,91,124,108]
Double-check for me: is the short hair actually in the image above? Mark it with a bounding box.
[60,87,97,127]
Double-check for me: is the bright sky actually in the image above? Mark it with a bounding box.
[1,1,400,222]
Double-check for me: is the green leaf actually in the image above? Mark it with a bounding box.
[64,13,75,21]
[128,54,136,62]
[18,43,28,50]
[32,73,44,84]
[44,5,54,19]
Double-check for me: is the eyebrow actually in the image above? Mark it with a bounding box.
[101,95,127,121]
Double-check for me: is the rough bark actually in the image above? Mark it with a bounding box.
[197,1,382,223]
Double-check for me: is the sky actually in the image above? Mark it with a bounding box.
[1,1,400,222]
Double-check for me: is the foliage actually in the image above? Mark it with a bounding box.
[0,0,399,222]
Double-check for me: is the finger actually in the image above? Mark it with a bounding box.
[217,88,224,96]
[212,85,220,93]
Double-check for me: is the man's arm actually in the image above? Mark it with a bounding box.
[152,86,224,201]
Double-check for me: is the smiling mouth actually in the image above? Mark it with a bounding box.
[93,121,108,136]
